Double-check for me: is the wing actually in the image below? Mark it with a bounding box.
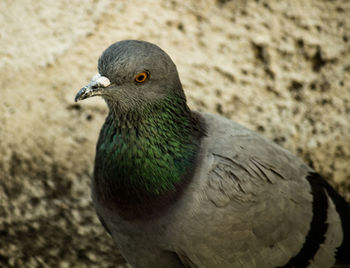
[196,112,347,268]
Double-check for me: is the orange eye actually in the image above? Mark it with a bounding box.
[134,72,148,83]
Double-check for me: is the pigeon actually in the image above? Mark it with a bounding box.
[75,40,350,268]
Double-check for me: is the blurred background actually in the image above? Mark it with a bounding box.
[1,0,349,267]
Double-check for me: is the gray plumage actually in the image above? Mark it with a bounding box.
[75,40,350,268]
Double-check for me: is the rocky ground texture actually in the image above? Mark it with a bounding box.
[1,0,349,267]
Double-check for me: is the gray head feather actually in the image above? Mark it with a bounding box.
[96,40,185,112]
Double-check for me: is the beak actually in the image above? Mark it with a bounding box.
[75,74,111,102]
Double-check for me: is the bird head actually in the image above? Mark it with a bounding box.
[75,40,185,113]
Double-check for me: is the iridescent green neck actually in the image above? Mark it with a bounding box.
[93,95,204,205]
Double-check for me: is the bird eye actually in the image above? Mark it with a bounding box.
[134,72,148,83]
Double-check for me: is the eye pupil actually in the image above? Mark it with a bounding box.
[137,75,144,81]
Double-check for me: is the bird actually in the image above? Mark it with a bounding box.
[75,40,350,268]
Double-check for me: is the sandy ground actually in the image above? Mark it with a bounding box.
[1,0,349,267]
